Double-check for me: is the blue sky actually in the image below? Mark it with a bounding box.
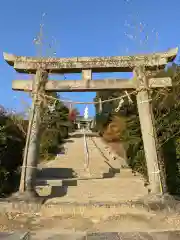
[0,0,180,117]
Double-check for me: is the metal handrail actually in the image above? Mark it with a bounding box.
[83,128,89,170]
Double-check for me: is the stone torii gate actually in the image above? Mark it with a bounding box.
[3,47,178,196]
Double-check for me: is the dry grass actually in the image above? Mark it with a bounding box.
[103,115,126,142]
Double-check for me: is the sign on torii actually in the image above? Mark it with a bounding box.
[3,47,178,195]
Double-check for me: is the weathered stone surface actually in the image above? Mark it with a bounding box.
[12,77,172,92]
[0,232,30,239]
[30,231,180,240]
[117,231,180,240]
[3,47,178,73]
[31,231,86,240]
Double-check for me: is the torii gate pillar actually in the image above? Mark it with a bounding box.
[135,66,162,194]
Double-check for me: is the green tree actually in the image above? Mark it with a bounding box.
[0,107,26,196]
[40,92,71,160]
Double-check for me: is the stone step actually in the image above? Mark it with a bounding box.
[36,169,144,187]
[0,232,30,240]
[35,176,104,186]
[36,177,148,202]
[30,230,180,240]
[115,169,145,179]
[1,200,180,239]
[35,173,144,187]
[35,177,145,189]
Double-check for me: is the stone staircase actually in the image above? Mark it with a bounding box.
[36,132,148,203]
[1,132,180,239]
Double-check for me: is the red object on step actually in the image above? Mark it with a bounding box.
[68,109,77,121]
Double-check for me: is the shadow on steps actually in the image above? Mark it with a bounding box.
[37,168,77,179]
